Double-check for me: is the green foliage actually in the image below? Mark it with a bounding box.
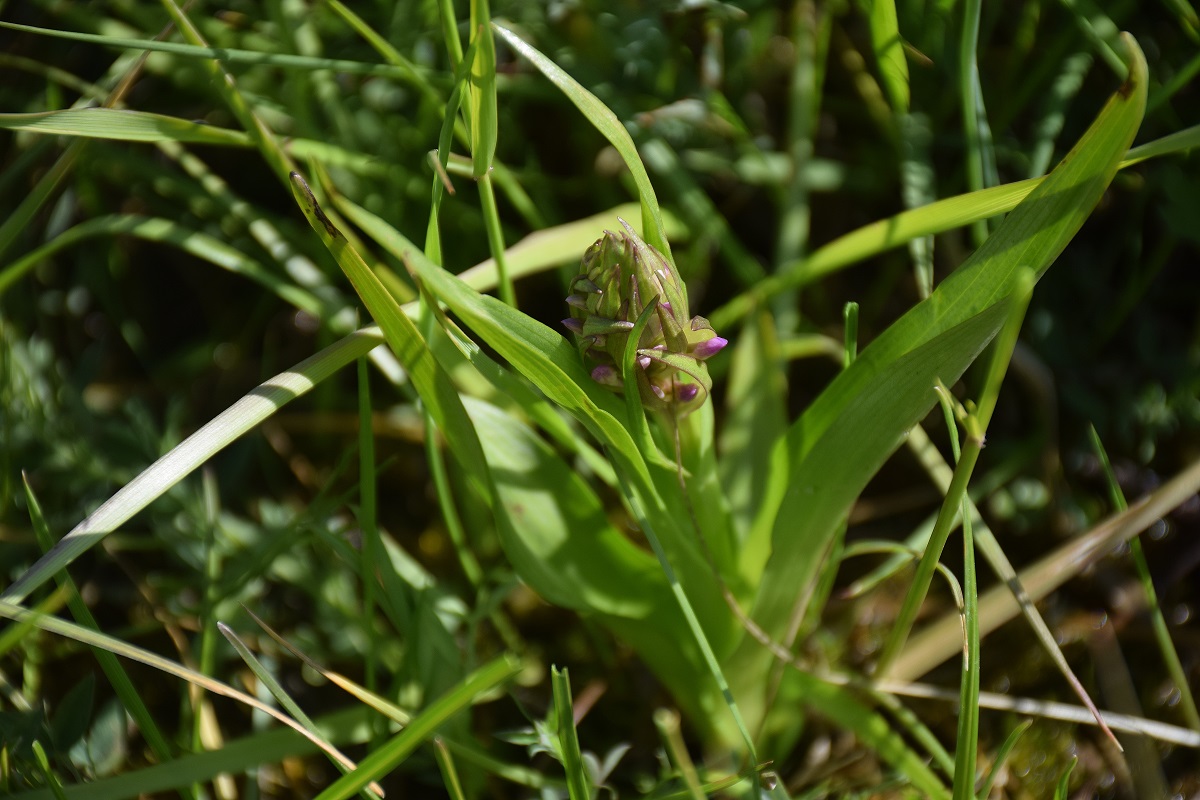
[2,2,1199,798]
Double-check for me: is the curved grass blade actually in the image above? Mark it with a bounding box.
[890,454,1200,681]
[4,708,375,800]
[0,20,422,81]
[0,109,248,145]
[0,602,366,777]
[1090,427,1200,732]
[493,23,673,261]
[218,623,384,798]
[0,327,383,604]
[311,655,522,800]
[22,479,176,770]
[709,119,1193,332]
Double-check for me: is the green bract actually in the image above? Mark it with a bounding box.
[563,220,726,415]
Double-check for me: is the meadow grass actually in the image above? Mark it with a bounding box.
[2,1,1199,797]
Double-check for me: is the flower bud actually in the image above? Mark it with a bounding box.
[563,220,726,415]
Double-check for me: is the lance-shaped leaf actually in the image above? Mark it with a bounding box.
[743,35,1148,646]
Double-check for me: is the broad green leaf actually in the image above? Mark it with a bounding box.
[746,37,1148,644]
[718,311,788,547]
[493,24,673,261]
[464,397,663,618]
[337,201,734,645]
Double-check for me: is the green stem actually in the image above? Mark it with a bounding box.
[478,172,515,306]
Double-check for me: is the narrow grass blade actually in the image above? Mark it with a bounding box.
[976,720,1031,799]
[0,602,367,776]
[0,214,322,308]
[0,108,249,145]
[896,419,1121,748]
[32,742,69,800]
[0,20,421,81]
[950,498,979,800]
[217,624,383,798]
[433,738,467,800]
[311,655,522,800]
[1052,758,1077,799]
[1027,51,1093,178]
[21,478,178,772]
[877,270,1034,674]
[899,112,936,297]
[1089,427,1200,731]
[960,0,997,244]
[639,138,765,285]
[890,454,1200,680]
[4,708,375,800]
[1058,0,1128,77]
[653,709,704,800]
[794,674,950,798]
[865,0,909,112]
[0,328,383,604]
[611,468,760,777]
[468,0,498,178]
[493,23,673,260]
[710,117,1191,332]
[551,668,591,800]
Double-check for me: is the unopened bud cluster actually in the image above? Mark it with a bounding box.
[563,221,726,415]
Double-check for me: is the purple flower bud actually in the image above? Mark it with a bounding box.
[591,365,623,387]
[691,336,728,360]
[566,224,725,416]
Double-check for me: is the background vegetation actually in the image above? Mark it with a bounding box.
[1,0,1198,797]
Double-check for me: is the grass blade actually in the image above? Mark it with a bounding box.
[311,655,522,800]
[21,478,178,773]
[890,454,1200,680]
[1,328,383,604]
[1089,427,1200,732]
[0,108,249,145]
[551,667,591,800]
[0,602,367,776]
[493,23,673,261]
